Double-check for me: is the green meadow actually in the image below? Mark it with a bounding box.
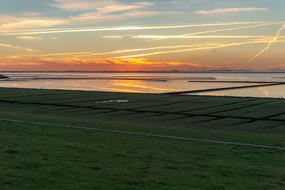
[0,88,285,190]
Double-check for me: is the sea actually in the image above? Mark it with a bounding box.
[0,72,285,98]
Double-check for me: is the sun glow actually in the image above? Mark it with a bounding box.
[0,2,284,71]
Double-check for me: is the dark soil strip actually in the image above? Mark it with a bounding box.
[135,101,186,109]
[165,82,285,95]
[179,99,256,113]
[205,101,275,115]
[262,111,285,120]
[188,80,280,84]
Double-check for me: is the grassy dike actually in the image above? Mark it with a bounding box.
[0,87,285,190]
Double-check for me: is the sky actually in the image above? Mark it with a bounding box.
[0,0,285,71]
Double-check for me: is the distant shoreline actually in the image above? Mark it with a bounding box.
[1,71,285,74]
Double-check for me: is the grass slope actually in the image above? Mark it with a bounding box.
[0,88,284,190]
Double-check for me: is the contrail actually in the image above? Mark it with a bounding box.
[109,35,280,40]
[25,38,285,59]
[19,43,221,58]
[116,39,285,58]
[151,23,274,41]
[185,24,273,36]
[247,23,285,63]
[75,43,220,56]
[0,22,266,36]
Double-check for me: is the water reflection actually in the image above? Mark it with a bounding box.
[0,79,255,94]
[0,72,284,98]
[195,85,285,98]
[109,80,180,93]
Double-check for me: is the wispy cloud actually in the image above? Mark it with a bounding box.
[0,1,158,31]
[71,10,159,23]
[16,36,44,40]
[51,0,154,12]
[50,0,116,11]
[0,56,208,71]
[0,42,37,52]
[64,0,157,23]
[0,15,67,31]
[0,1,150,31]
[195,7,269,15]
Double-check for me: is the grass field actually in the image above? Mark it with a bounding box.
[1,87,285,190]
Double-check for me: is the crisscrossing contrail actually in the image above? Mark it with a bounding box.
[248,23,285,63]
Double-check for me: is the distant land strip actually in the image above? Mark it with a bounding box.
[6,78,168,82]
[4,77,218,82]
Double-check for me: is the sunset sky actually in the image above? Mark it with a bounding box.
[0,0,285,71]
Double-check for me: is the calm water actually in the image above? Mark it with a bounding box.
[1,72,285,98]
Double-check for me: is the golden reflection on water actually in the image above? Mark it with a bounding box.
[108,80,180,93]
[196,85,285,98]
[101,87,142,93]
[258,87,270,98]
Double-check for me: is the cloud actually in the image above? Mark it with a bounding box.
[50,0,116,11]
[195,7,269,15]
[0,55,208,71]
[0,1,158,31]
[71,10,159,23]
[16,36,44,40]
[68,1,157,23]
[0,16,67,30]
[50,0,155,16]
[50,0,155,13]
[0,43,37,52]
